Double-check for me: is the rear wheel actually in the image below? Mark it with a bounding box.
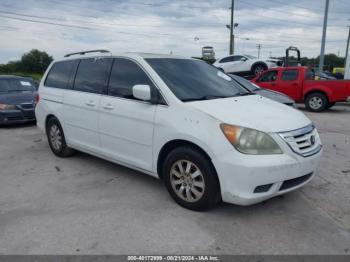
[252,63,267,76]
[327,102,336,109]
[162,146,220,211]
[305,92,328,112]
[46,117,75,157]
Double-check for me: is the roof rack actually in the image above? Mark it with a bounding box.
[64,49,111,58]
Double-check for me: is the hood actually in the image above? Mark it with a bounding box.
[255,89,294,104]
[187,95,310,133]
[0,91,36,105]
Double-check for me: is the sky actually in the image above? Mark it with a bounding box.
[0,0,349,63]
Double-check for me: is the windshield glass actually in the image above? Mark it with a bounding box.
[0,79,36,93]
[145,58,249,102]
[230,75,260,92]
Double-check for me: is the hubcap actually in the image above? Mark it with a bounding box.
[309,97,323,110]
[50,124,62,151]
[254,66,264,75]
[170,160,205,203]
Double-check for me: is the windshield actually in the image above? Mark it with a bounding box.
[244,55,257,59]
[0,79,36,93]
[230,75,260,92]
[145,58,249,102]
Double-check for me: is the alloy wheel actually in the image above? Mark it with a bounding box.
[309,97,323,110]
[50,124,62,151]
[170,160,205,203]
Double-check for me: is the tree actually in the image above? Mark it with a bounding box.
[20,49,53,73]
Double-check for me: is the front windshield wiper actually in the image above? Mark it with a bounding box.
[237,92,256,96]
[182,95,230,102]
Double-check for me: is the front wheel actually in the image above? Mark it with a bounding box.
[162,146,221,211]
[305,92,328,112]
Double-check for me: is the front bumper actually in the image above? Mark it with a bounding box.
[212,145,322,206]
[0,109,36,125]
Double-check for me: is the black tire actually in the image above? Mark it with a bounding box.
[251,63,267,76]
[305,92,328,112]
[327,102,336,109]
[46,117,75,157]
[162,146,221,211]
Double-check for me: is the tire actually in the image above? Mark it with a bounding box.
[305,92,328,112]
[46,117,75,157]
[327,102,336,109]
[162,146,221,211]
[251,63,267,76]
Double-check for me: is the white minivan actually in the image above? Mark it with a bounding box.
[35,50,323,210]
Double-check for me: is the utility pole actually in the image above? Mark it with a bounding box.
[257,44,262,58]
[345,26,350,67]
[319,0,329,73]
[229,0,234,55]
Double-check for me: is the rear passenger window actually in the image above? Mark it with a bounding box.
[74,58,112,94]
[45,60,78,89]
[282,70,298,81]
[108,58,154,99]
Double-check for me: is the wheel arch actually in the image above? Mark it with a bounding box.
[251,61,268,71]
[304,89,330,102]
[157,139,215,180]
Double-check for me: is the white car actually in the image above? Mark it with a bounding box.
[213,54,281,76]
[35,50,322,211]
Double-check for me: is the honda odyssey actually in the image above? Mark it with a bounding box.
[35,50,323,210]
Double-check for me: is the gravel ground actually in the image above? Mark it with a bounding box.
[0,103,349,255]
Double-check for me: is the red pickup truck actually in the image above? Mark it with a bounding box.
[251,66,350,112]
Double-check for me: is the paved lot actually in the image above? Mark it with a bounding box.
[0,103,349,255]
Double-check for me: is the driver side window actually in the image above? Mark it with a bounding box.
[258,70,278,82]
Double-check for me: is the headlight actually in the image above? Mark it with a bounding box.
[220,123,283,155]
[0,104,17,110]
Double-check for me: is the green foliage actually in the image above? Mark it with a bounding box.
[0,49,53,74]
[279,53,345,71]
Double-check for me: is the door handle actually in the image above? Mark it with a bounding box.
[102,104,114,110]
[85,101,96,107]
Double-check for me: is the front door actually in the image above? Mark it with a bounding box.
[99,58,156,171]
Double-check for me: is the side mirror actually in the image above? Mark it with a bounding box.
[240,57,247,61]
[132,84,151,101]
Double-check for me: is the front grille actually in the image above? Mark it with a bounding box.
[279,173,313,191]
[279,124,322,157]
[19,103,35,109]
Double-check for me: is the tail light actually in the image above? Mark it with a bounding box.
[35,93,40,104]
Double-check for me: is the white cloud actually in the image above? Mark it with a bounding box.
[0,0,349,63]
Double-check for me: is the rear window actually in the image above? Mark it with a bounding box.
[281,69,298,81]
[0,79,36,92]
[45,60,78,89]
[0,80,10,92]
[73,58,112,94]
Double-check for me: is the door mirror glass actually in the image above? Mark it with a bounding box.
[132,84,151,101]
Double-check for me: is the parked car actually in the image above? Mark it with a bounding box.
[0,75,37,125]
[213,54,281,76]
[251,66,350,112]
[229,74,297,108]
[36,51,322,210]
[315,71,337,80]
